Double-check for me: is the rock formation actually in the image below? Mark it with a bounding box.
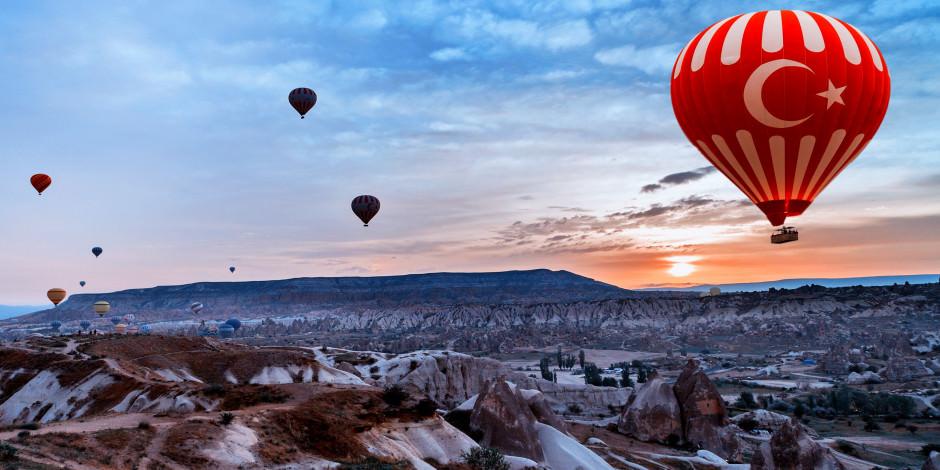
[618,374,683,443]
[845,371,882,384]
[750,418,844,470]
[618,361,742,461]
[884,357,933,382]
[468,380,544,462]
[674,360,742,461]
[924,451,940,470]
[731,409,819,438]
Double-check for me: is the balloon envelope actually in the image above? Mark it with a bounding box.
[80,320,91,330]
[92,247,103,258]
[115,323,127,334]
[190,302,204,314]
[288,87,317,118]
[110,316,121,325]
[670,10,889,226]
[225,318,241,331]
[351,195,380,226]
[30,174,52,195]
[80,281,86,287]
[50,321,62,330]
[47,288,67,306]
[140,325,152,334]
[229,266,236,273]
[94,301,111,316]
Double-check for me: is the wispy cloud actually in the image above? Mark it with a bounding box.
[641,166,717,193]
[594,43,681,75]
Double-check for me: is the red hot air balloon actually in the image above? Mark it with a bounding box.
[671,10,889,236]
[289,88,317,119]
[30,174,52,195]
[351,195,380,227]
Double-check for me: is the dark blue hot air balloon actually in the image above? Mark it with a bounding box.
[110,316,121,326]
[140,324,152,335]
[225,318,241,331]
[229,266,236,274]
[80,281,86,287]
[92,247,103,258]
[80,320,91,330]
[50,320,62,330]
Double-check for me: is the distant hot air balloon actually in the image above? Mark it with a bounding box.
[225,318,241,331]
[50,320,62,330]
[671,10,889,243]
[218,324,235,339]
[351,195,380,227]
[140,324,152,335]
[47,288,67,306]
[80,281,86,287]
[115,323,127,334]
[92,247,103,258]
[80,320,91,330]
[127,325,140,335]
[30,174,52,195]
[110,316,121,326]
[190,302,204,314]
[94,301,110,316]
[229,266,236,274]
[122,314,135,324]
[288,87,317,119]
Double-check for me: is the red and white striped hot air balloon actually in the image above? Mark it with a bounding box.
[671,10,890,240]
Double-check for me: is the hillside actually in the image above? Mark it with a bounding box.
[645,274,940,293]
[9,269,637,324]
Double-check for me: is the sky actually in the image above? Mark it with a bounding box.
[1,0,939,304]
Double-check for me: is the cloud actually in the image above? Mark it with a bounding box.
[490,195,757,255]
[441,11,593,52]
[641,166,716,193]
[594,43,680,75]
[430,47,469,61]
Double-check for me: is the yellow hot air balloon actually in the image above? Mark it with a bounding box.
[47,288,67,306]
[94,301,111,317]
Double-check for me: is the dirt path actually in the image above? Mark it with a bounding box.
[823,435,924,451]
[0,413,176,440]
[139,421,187,470]
[8,442,101,470]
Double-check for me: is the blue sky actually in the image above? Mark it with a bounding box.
[1,0,939,304]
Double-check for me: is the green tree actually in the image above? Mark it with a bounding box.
[794,403,806,419]
[539,357,554,381]
[621,366,633,388]
[637,366,648,383]
[736,391,757,409]
[556,346,563,370]
[583,363,603,386]
[462,447,510,470]
[578,350,586,370]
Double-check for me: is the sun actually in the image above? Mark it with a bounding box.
[664,256,701,277]
[668,262,696,277]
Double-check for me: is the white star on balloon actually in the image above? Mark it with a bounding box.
[817,80,846,109]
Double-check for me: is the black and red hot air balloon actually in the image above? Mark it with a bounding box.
[30,174,52,195]
[289,88,317,119]
[351,195,380,227]
[670,10,889,243]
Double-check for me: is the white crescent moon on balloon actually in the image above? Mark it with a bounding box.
[744,59,814,129]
